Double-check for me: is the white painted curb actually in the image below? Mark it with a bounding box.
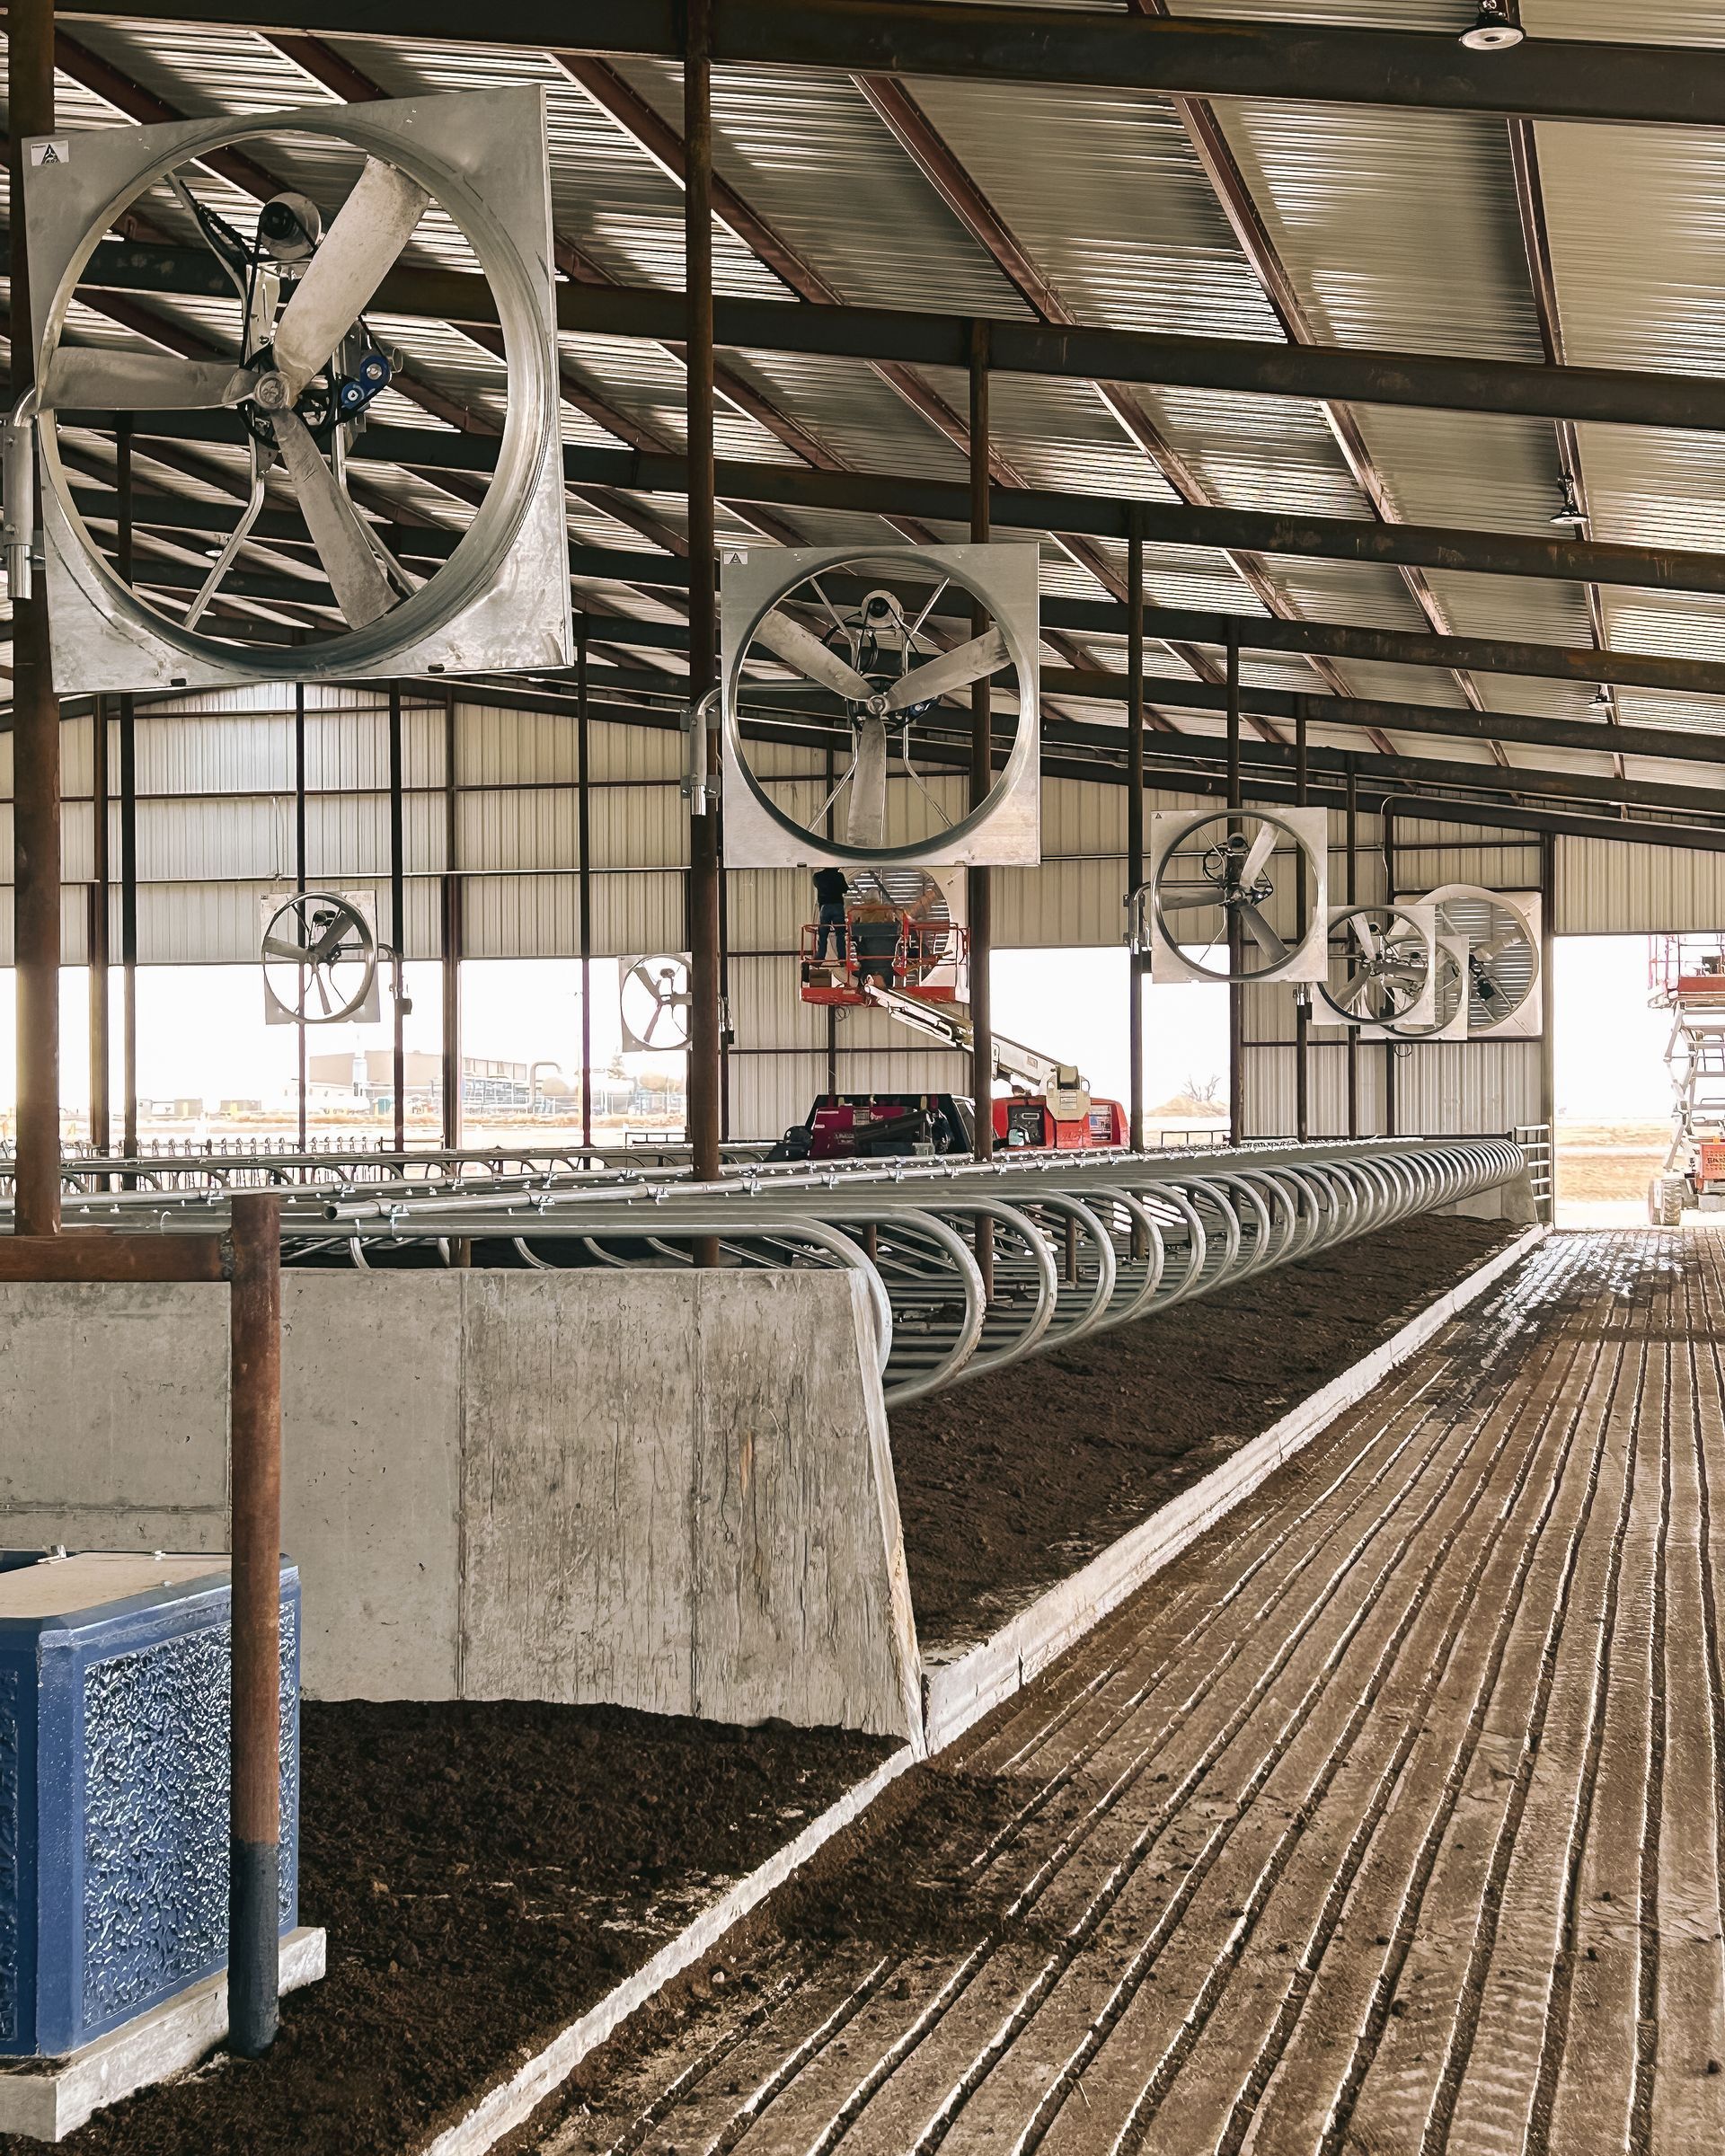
[415,1744,917,2156]
[920,1223,1550,1754]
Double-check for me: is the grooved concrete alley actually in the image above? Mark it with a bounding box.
[540,1232,1725,2156]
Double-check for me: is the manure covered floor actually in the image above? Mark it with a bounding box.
[539,1231,1725,2155]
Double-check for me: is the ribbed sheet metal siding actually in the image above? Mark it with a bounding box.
[1554,836,1725,935]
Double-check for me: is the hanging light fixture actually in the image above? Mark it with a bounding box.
[1460,4,1525,49]
[1589,686,1614,712]
[1550,476,1586,527]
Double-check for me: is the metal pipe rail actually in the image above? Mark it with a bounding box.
[36,1135,1524,1409]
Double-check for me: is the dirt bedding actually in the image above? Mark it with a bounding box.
[30,1702,889,2156]
[891,1212,1520,1648]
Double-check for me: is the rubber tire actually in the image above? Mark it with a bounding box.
[1659,1174,1686,1227]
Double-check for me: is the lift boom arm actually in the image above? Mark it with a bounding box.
[861,982,1084,1094]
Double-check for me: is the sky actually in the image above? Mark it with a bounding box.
[0,933,1680,1122]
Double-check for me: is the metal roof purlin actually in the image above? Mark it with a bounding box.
[59,4,1725,130]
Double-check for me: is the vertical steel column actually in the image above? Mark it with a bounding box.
[118,420,138,1178]
[10,0,61,1233]
[1127,526,1145,1153]
[1539,832,1557,1203]
[1294,698,1310,1142]
[577,621,594,1158]
[89,697,111,1157]
[1225,624,1245,1147]
[684,0,723,1202]
[226,1190,282,2058]
[1345,770,1360,1139]
[823,740,838,1096]
[441,687,461,1152]
[294,685,307,1158]
[968,322,995,1297]
[1383,801,1398,1139]
[388,685,406,1156]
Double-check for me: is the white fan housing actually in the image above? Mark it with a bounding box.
[620,956,694,1055]
[259,888,379,1026]
[21,87,571,694]
[1137,806,1329,985]
[1420,886,1543,1039]
[719,543,1040,870]
[1316,902,1436,1029]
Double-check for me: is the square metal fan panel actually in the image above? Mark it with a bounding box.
[1146,806,1329,985]
[22,87,571,695]
[719,542,1041,870]
[1316,901,1437,1034]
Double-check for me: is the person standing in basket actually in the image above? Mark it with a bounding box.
[813,866,850,976]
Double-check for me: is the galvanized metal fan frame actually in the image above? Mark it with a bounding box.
[1316,902,1437,1029]
[260,888,379,1026]
[1422,885,1543,1038]
[719,542,1041,870]
[1138,806,1329,985]
[620,956,694,1055]
[21,86,571,694]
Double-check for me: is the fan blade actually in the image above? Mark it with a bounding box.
[272,159,430,399]
[1348,914,1380,960]
[878,625,1008,713]
[1238,824,1277,887]
[845,715,890,849]
[1157,891,1227,913]
[753,610,876,702]
[1238,903,1288,964]
[261,933,312,963]
[273,408,395,628]
[41,349,256,411]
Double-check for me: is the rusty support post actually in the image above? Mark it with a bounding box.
[577,619,594,1158]
[1295,697,1310,1142]
[11,0,60,1233]
[388,685,406,1156]
[294,685,307,1158]
[968,320,995,1296]
[1346,769,1360,1139]
[1383,800,1398,1139]
[1127,526,1145,1153]
[1539,833,1556,1200]
[118,417,138,1180]
[441,688,461,1153]
[685,0,723,1219]
[89,697,111,1158]
[226,1189,283,2058]
[1225,624,1245,1148]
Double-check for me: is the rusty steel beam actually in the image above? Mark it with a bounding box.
[55,235,1725,443]
[63,417,1725,605]
[0,1232,226,1279]
[56,4,1725,131]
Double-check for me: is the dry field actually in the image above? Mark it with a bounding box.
[1556,1116,1669,1202]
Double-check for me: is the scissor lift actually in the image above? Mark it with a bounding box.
[1647,933,1725,1224]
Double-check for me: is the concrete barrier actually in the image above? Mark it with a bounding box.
[0,1269,922,1745]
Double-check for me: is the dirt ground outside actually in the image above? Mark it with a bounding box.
[1555,1117,1668,1204]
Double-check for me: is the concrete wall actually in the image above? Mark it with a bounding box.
[0,1269,921,1744]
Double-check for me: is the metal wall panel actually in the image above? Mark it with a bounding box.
[726,1053,827,1144]
[728,954,830,1054]
[1554,836,1725,935]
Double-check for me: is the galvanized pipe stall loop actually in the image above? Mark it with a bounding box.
[1005,1190,1119,1348]
[1193,1171,1278,1280]
[1081,1187,1167,1330]
[1124,1182,1209,1311]
[1204,1169,1296,1279]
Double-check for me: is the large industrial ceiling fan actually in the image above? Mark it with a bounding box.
[13,87,571,694]
[718,543,1041,869]
[1135,808,1329,985]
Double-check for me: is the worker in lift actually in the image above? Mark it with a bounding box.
[812,866,850,974]
[852,897,902,992]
